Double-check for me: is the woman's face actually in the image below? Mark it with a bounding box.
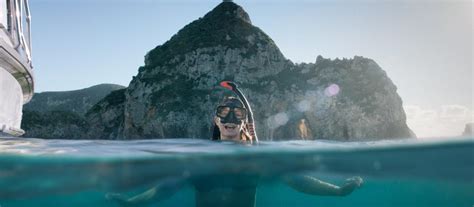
[214,98,247,140]
[215,116,244,140]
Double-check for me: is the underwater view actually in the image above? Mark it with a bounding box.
[0,137,473,207]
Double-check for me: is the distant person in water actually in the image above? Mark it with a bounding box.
[297,118,310,140]
[106,97,363,207]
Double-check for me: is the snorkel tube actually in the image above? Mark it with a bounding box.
[220,81,258,142]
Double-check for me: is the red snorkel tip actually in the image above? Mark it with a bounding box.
[220,81,234,90]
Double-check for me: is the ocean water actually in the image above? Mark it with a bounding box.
[0,137,473,207]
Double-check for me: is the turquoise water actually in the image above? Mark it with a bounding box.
[0,138,473,207]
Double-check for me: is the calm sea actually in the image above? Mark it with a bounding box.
[0,137,473,207]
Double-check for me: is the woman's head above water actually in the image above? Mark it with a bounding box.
[212,97,251,141]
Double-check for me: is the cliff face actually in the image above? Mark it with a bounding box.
[22,84,125,138]
[86,89,126,139]
[86,2,412,140]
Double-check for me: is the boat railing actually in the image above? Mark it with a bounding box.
[0,0,34,102]
[1,0,32,67]
[13,0,32,67]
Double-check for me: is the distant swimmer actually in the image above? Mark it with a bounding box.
[297,118,310,140]
[106,82,363,207]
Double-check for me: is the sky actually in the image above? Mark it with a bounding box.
[29,0,472,138]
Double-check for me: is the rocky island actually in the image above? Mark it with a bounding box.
[462,123,473,137]
[23,1,413,140]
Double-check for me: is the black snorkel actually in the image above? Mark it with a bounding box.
[219,81,258,142]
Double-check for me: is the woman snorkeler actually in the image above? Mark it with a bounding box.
[106,82,363,207]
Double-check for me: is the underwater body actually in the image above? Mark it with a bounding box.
[0,137,473,207]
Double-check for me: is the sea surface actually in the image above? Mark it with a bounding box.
[0,137,473,207]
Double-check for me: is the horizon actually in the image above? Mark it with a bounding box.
[29,0,473,138]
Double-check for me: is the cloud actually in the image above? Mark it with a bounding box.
[439,105,471,120]
[403,104,474,138]
[403,105,437,121]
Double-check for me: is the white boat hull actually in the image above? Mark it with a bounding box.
[0,66,24,136]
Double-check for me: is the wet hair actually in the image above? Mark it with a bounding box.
[218,96,244,108]
[211,97,251,141]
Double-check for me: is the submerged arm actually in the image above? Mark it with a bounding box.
[283,175,363,196]
[106,178,187,207]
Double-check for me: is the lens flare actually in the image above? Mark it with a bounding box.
[324,84,340,97]
[267,112,289,129]
[297,100,311,112]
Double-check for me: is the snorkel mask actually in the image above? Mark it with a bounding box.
[216,97,247,124]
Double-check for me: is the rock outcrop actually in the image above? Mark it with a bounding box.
[22,84,125,138]
[462,123,473,137]
[86,1,413,140]
[85,89,126,139]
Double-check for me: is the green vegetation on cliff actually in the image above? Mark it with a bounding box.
[24,84,125,115]
[22,84,125,139]
[144,2,274,69]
